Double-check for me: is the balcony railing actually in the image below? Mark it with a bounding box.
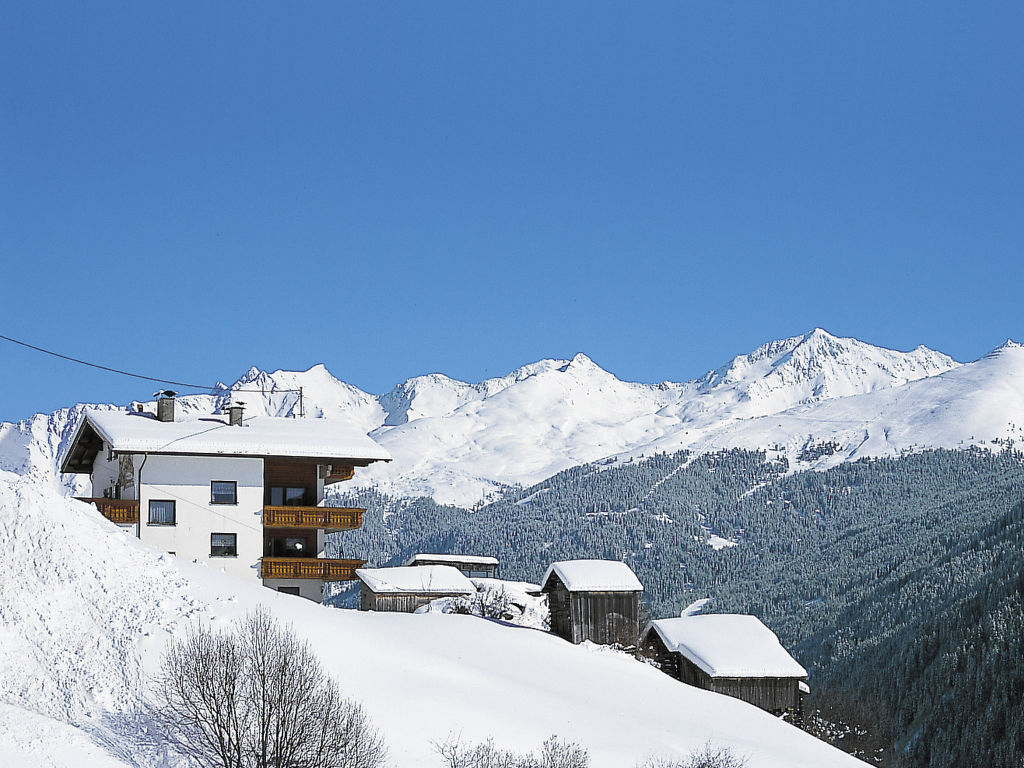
[262,506,364,531]
[325,464,354,484]
[260,557,365,581]
[77,497,139,525]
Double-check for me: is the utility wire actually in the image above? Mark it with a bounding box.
[0,332,302,400]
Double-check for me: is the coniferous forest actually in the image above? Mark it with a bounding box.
[326,447,1024,768]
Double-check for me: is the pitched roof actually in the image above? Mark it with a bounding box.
[645,615,807,678]
[355,565,476,595]
[540,559,643,592]
[60,410,390,472]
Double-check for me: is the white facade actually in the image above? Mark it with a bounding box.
[139,454,265,583]
[65,408,390,603]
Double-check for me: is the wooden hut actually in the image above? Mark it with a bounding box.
[403,553,499,579]
[356,565,476,613]
[540,560,643,647]
[639,615,807,714]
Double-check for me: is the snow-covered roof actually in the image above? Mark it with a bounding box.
[645,615,807,679]
[64,410,391,467]
[540,560,643,592]
[355,565,476,595]
[403,553,499,567]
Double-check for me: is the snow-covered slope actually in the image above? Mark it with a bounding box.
[0,473,865,767]
[9,328,1023,507]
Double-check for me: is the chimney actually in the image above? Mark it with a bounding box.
[228,402,245,427]
[154,390,177,422]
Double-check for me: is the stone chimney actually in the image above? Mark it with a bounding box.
[228,402,245,426]
[155,390,177,422]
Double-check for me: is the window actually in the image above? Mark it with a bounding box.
[148,500,176,525]
[270,486,308,506]
[211,533,237,557]
[211,481,237,505]
[278,586,300,596]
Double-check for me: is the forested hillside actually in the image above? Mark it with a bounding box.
[328,447,1024,768]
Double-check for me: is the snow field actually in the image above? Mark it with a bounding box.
[0,475,867,767]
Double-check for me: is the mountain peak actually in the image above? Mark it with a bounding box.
[558,353,599,373]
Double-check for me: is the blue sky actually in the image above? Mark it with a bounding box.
[2,3,1022,421]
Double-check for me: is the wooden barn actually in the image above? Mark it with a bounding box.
[355,565,476,613]
[403,553,499,579]
[540,560,643,647]
[639,615,808,714]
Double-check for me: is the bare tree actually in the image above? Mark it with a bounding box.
[433,734,588,768]
[151,608,385,768]
[636,743,748,768]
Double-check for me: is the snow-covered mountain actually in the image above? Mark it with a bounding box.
[7,328,1024,507]
[0,472,866,767]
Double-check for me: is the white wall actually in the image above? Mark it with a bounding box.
[135,454,264,583]
[89,445,136,500]
[262,578,324,601]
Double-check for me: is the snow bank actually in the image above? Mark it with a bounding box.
[0,474,862,767]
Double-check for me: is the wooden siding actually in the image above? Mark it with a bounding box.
[263,506,363,530]
[260,557,364,581]
[408,558,497,578]
[543,573,640,647]
[359,583,467,613]
[674,654,803,713]
[638,628,681,679]
[263,460,318,504]
[77,497,139,525]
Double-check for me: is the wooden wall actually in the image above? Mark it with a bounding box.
[264,460,318,504]
[638,629,681,679]
[544,574,640,647]
[359,584,466,613]
[676,655,802,713]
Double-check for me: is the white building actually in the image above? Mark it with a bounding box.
[60,394,390,602]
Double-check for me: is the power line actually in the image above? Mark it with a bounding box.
[0,332,218,391]
[0,333,303,412]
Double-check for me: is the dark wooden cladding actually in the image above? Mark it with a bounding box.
[360,586,454,613]
[543,573,641,647]
[637,627,681,679]
[260,557,364,581]
[638,628,804,714]
[264,460,318,485]
[77,497,139,525]
[263,506,363,530]
[263,459,318,505]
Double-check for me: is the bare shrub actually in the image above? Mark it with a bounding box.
[449,586,519,621]
[637,743,748,768]
[434,734,589,768]
[151,608,385,768]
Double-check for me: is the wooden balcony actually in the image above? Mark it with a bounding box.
[262,506,364,531]
[77,497,139,525]
[260,557,365,581]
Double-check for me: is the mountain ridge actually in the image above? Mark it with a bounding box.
[4,329,1021,507]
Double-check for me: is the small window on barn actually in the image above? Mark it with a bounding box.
[148,500,176,525]
[211,533,237,557]
[211,481,237,505]
[278,586,300,596]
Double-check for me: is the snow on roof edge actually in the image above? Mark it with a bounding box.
[72,409,391,463]
[540,559,643,592]
[644,616,807,679]
[356,565,476,595]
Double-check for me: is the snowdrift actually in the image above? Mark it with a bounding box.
[0,472,865,767]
